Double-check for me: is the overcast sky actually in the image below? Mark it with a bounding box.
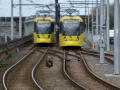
[0,0,114,17]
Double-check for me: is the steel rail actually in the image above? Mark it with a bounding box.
[81,51,113,64]
[79,51,120,89]
[82,48,113,57]
[2,48,35,90]
[63,51,88,90]
[46,50,88,89]
[48,49,119,89]
[37,50,84,89]
[31,48,49,90]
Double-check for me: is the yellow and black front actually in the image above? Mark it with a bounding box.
[34,17,54,44]
[59,16,84,47]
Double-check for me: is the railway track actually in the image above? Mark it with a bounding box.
[65,50,119,90]
[66,51,109,90]
[63,51,88,90]
[81,49,113,64]
[2,46,119,90]
[2,47,85,90]
[2,47,48,90]
[82,48,113,57]
[32,48,49,90]
[33,49,83,90]
[79,49,120,88]
[79,51,119,89]
[0,45,34,89]
[50,49,119,90]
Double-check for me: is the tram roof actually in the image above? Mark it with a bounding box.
[34,17,54,22]
[60,16,83,22]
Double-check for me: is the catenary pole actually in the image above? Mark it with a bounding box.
[11,0,14,40]
[5,34,7,43]
[92,0,94,48]
[55,0,60,42]
[85,0,87,32]
[88,0,90,35]
[19,0,22,38]
[96,0,98,35]
[100,0,105,64]
[106,0,110,51]
[103,0,106,24]
[95,0,99,50]
[114,0,120,74]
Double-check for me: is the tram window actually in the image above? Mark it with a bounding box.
[36,21,51,34]
[62,19,80,36]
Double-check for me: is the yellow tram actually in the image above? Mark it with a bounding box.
[34,17,54,44]
[59,16,84,47]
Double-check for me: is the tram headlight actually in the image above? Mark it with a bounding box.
[64,37,67,41]
[37,35,40,38]
[77,36,79,40]
[48,34,50,38]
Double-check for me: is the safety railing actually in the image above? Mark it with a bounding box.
[0,34,33,54]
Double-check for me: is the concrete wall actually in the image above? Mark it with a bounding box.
[24,21,34,36]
